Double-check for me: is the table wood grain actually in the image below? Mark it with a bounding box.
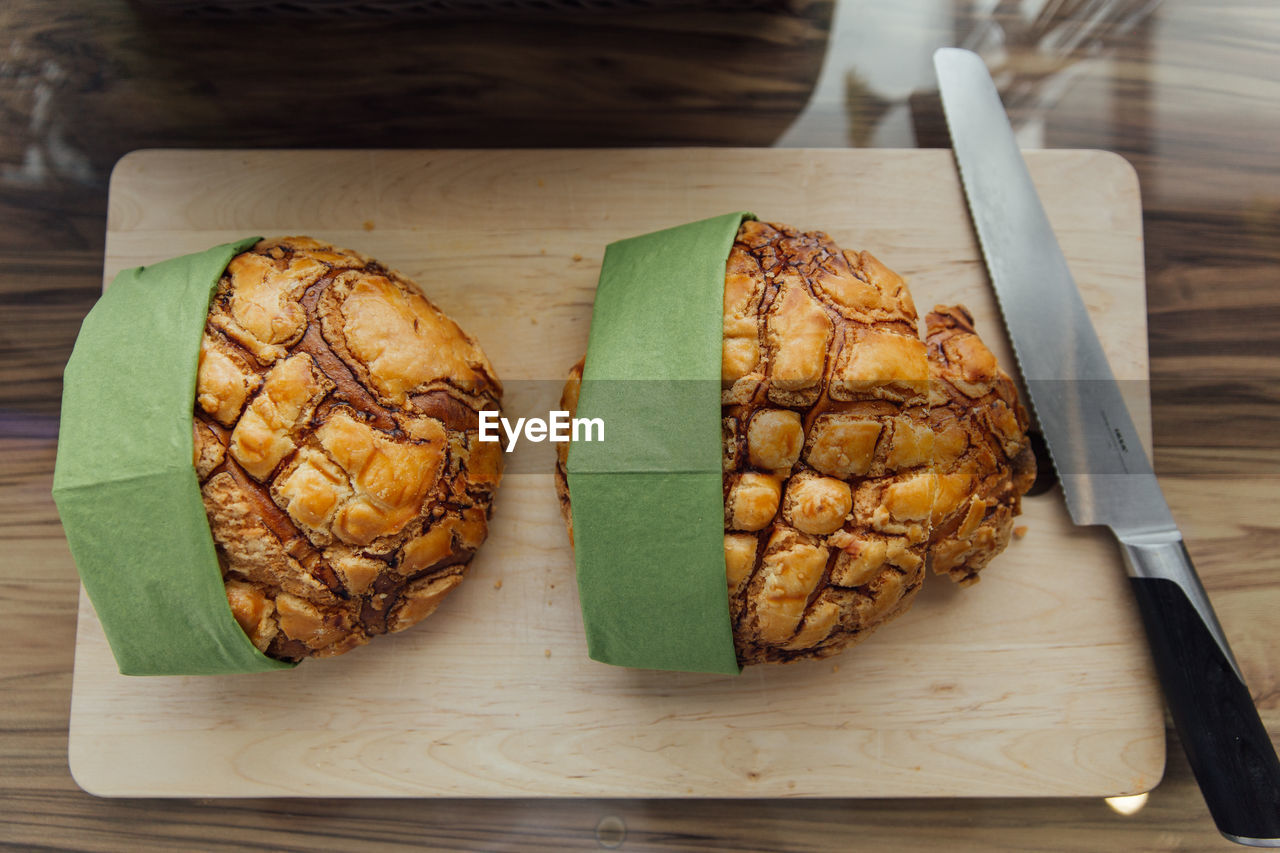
[1,0,1277,848]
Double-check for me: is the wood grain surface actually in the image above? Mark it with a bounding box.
[65,148,1163,799]
[2,0,1278,848]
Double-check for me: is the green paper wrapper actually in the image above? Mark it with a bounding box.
[53,237,296,676]
[566,212,753,675]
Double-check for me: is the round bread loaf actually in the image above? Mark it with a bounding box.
[556,220,1033,666]
[193,237,503,661]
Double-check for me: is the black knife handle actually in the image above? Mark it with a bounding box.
[1128,568,1280,844]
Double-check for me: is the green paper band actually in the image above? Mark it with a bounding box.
[53,237,296,676]
[567,212,753,675]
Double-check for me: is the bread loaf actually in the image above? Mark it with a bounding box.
[194,237,503,661]
[557,220,1034,665]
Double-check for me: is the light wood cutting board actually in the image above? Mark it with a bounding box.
[69,148,1164,798]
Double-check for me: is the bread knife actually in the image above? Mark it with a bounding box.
[934,47,1280,845]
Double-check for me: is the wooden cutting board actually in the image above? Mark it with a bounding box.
[69,148,1164,798]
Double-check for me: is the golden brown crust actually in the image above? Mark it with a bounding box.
[556,221,942,665]
[924,305,1036,585]
[555,224,1035,667]
[196,237,502,661]
[722,223,934,664]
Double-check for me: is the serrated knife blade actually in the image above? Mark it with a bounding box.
[935,47,1280,846]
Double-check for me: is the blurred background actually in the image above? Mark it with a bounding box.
[3,0,1276,452]
[2,0,1278,849]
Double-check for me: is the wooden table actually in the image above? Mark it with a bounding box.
[1,0,1276,849]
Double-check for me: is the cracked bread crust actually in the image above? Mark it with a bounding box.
[193,237,502,661]
[924,305,1036,585]
[556,221,1034,667]
[558,221,935,665]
